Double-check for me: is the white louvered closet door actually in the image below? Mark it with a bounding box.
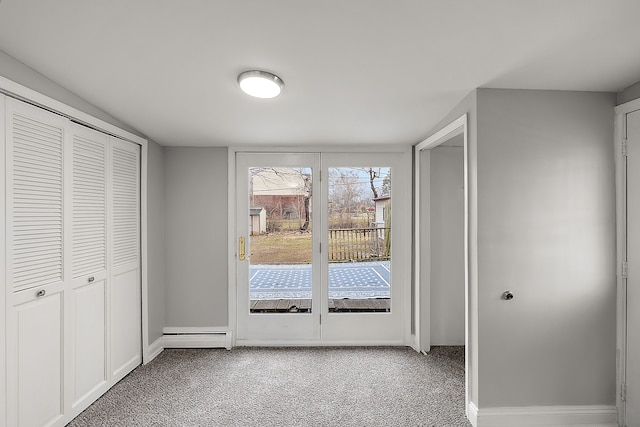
[68,124,109,417]
[109,137,141,383]
[5,98,68,427]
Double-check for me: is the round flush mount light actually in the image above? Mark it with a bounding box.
[237,70,284,99]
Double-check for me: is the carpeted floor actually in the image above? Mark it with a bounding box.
[68,346,471,427]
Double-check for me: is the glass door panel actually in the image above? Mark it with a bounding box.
[320,153,407,344]
[236,153,321,342]
[249,167,313,314]
[327,167,391,313]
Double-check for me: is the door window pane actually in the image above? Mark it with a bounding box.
[327,167,391,313]
[248,167,313,313]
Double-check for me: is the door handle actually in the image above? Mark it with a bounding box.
[239,236,246,261]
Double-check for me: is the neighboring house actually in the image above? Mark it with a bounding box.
[249,207,266,235]
[373,195,390,228]
[251,167,311,221]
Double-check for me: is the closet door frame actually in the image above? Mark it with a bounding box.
[0,94,7,427]
[615,97,640,426]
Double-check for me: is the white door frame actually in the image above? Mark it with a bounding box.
[228,146,412,347]
[413,114,471,413]
[614,97,640,426]
[0,93,6,427]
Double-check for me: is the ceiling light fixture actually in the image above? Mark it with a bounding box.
[237,70,284,99]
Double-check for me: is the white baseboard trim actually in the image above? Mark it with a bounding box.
[234,339,405,347]
[468,402,479,427]
[162,327,232,350]
[146,337,164,363]
[472,404,618,427]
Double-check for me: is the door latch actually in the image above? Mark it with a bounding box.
[239,236,246,261]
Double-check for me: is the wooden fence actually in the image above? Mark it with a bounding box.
[328,227,390,262]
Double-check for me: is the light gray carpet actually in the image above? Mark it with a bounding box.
[68,346,471,427]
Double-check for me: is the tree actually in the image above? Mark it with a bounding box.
[353,167,388,199]
[328,169,365,227]
[381,173,391,197]
[367,167,380,199]
[300,173,311,231]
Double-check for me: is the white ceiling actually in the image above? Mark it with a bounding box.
[0,0,639,147]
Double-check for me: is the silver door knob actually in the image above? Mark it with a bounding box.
[88,276,95,283]
[502,291,514,300]
[36,289,46,298]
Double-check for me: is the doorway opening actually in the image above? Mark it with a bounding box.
[414,114,471,417]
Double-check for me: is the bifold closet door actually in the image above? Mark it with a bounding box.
[109,137,141,383]
[69,124,109,415]
[5,97,68,427]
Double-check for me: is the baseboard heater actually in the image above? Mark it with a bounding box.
[162,328,232,350]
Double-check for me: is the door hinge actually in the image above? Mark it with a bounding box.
[621,383,627,401]
[320,314,322,324]
[623,261,628,279]
[622,139,628,157]
[319,242,322,253]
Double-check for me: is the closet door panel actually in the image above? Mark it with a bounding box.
[72,127,107,278]
[109,138,141,382]
[71,279,106,406]
[111,267,141,380]
[6,99,66,293]
[70,125,109,411]
[5,98,68,427]
[10,289,64,427]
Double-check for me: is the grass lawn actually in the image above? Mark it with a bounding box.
[250,231,312,264]
[250,230,389,264]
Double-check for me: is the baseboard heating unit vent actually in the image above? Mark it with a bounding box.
[162,327,232,350]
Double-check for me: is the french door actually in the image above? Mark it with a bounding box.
[236,152,408,344]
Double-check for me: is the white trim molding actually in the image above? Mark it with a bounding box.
[163,327,232,350]
[146,337,164,363]
[413,114,467,353]
[614,106,627,425]
[614,97,640,426]
[0,93,6,427]
[473,404,618,427]
[615,97,640,116]
[468,402,479,426]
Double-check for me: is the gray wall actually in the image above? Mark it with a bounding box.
[476,89,617,407]
[618,80,640,105]
[147,141,166,343]
[164,147,229,327]
[430,146,465,345]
